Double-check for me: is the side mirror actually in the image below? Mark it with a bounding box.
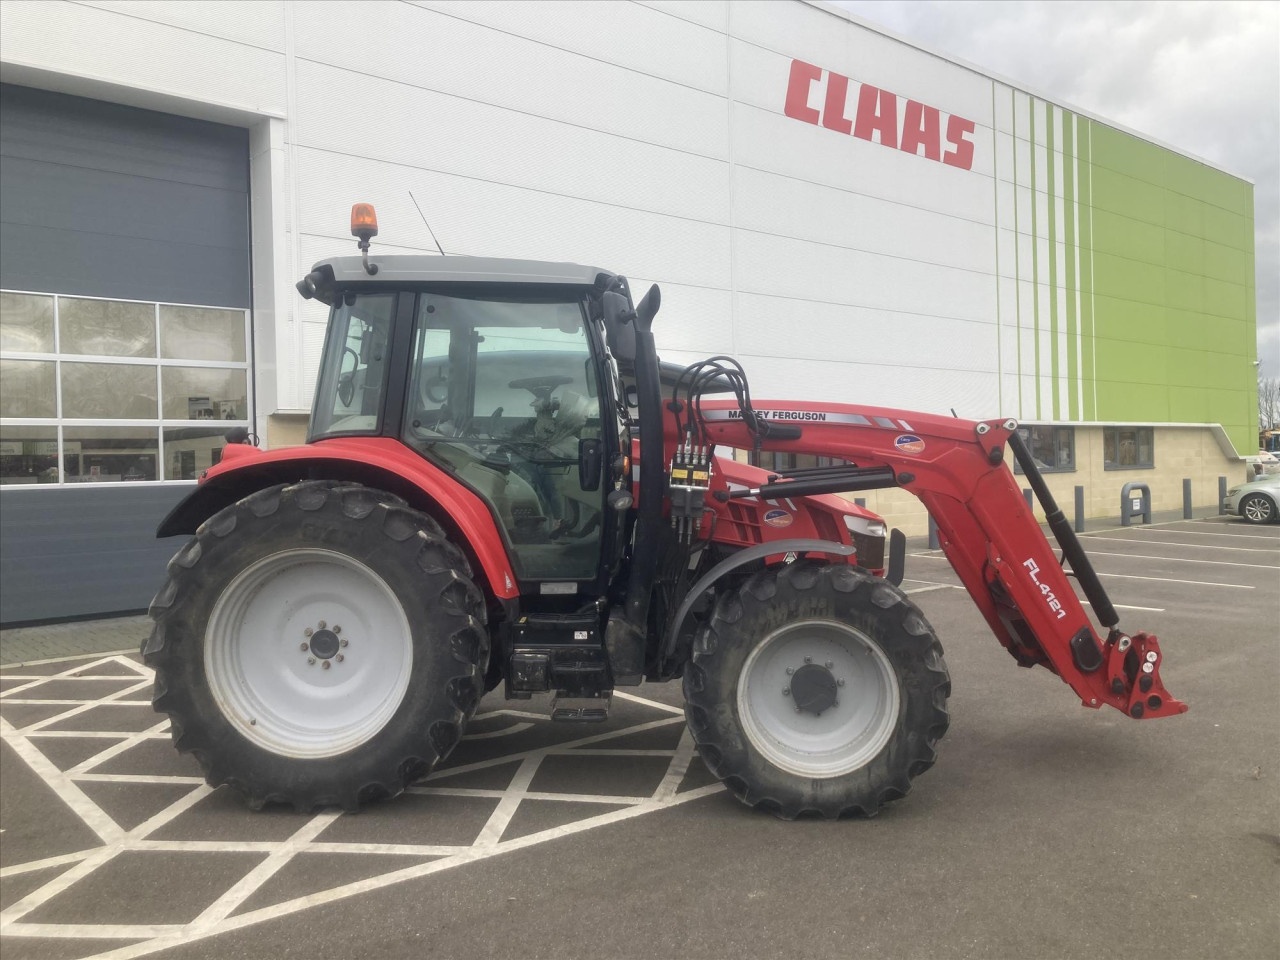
[602,290,636,364]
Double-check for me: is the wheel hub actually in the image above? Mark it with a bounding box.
[789,662,839,715]
[308,628,341,660]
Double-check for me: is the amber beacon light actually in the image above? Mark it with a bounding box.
[350,203,379,274]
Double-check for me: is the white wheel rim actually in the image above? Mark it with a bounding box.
[737,620,900,778]
[205,548,413,760]
[1244,497,1271,522]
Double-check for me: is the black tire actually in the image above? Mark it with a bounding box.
[1239,493,1277,524]
[144,481,489,811]
[682,561,950,819]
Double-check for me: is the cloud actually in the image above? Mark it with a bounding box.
[830,0,1279,370]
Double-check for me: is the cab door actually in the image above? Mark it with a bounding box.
[402,291,609,587]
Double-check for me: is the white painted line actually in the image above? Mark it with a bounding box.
[473,756,540,846]
[0,782,211,925]
[68,720,172,777]
[1083,551,1278,570]
[189,810,343,931]
[1094,572,1253,589]
[0,715,124,846]
[1111,604,1165,613]
[652,728,698,802]
[904,584,962,595]
[1115,527,1280,541]
[0,649,136,670]
[462,722,534,740]
[0,850,96,879]
[3,923,184,940]
[1079,536,1279,554]
[611,689,685,715]
[0,652,729,958]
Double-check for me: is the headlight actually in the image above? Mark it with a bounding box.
[844,515,887,538]
[1226,487,1240,496]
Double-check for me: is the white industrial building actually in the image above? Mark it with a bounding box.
[0,0,1258,622]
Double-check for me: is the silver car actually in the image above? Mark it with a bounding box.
[1223,474,1280,524]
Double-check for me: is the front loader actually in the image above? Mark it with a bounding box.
[144,205,1185,818]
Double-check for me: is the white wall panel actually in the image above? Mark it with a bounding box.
[730,1,993,122]
[727,39,996,181]
[735,231,996,324]
[0,1,286,115]
[731,353,999,415]
[291,60,729,226]
[732,166,994,275]
[76,0,286,51]
[293,2,728,160]
[734,293,997,372]
[731,103,993,226]
[291,149,730,288]
[638,0,729,32]
[633,282,734,358]
[410,0,728,94]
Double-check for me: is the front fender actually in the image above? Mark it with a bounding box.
[157,438,519,599]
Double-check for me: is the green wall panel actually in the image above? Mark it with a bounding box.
[1080,119,1256,452]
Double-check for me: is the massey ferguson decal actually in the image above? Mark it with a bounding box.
[784,59,976,171]
[1022,558,1067,620]
[894,434,926,454]
[763,508,794,528]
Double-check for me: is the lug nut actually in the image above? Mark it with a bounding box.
[336,654,345,663]
[333,625,342,634]
[803,656,812,664]
[825,661,833,669]
[832,700,839,708]
[837,678,845,687]
[1145,651,1158,663]
[307,657,316,665]
[340,638,348,648]
[782,687,790,696]
[785,666,794,675]
[318,620,327,629]
[300,642,309,651]
[322,660,331,670]
[1141,662,1154,674]
[304,627,314,638]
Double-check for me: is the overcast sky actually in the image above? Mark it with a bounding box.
[830,0,1280,378]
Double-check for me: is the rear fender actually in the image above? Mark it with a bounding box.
[157,438,519,599]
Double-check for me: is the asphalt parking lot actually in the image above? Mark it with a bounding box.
[2,516,1277,960]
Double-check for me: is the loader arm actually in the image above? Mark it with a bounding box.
[694,399,1187,720]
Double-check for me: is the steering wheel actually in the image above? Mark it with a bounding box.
[509,375,572,407]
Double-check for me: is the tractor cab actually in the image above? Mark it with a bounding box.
[299,253,635,594]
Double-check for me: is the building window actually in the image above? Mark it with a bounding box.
[1104,426,1154,470]
[0,291,250,486]
[1013,425,1075,473]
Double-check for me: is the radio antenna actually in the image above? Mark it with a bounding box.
[409,190,446,256]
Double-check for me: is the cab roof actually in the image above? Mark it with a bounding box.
[312,255,615,289]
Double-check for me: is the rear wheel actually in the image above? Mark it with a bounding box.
[144,481,489,811]
[1239,493,1276,524]
[682,561,950,819]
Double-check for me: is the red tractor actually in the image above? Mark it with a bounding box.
[145,205,1185,818]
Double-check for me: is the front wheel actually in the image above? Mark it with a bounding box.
[144,481,489,811]
[1239,493,1277,524]
[683,561,950,819]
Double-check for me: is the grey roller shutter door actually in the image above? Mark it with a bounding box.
[0,85,251,625]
